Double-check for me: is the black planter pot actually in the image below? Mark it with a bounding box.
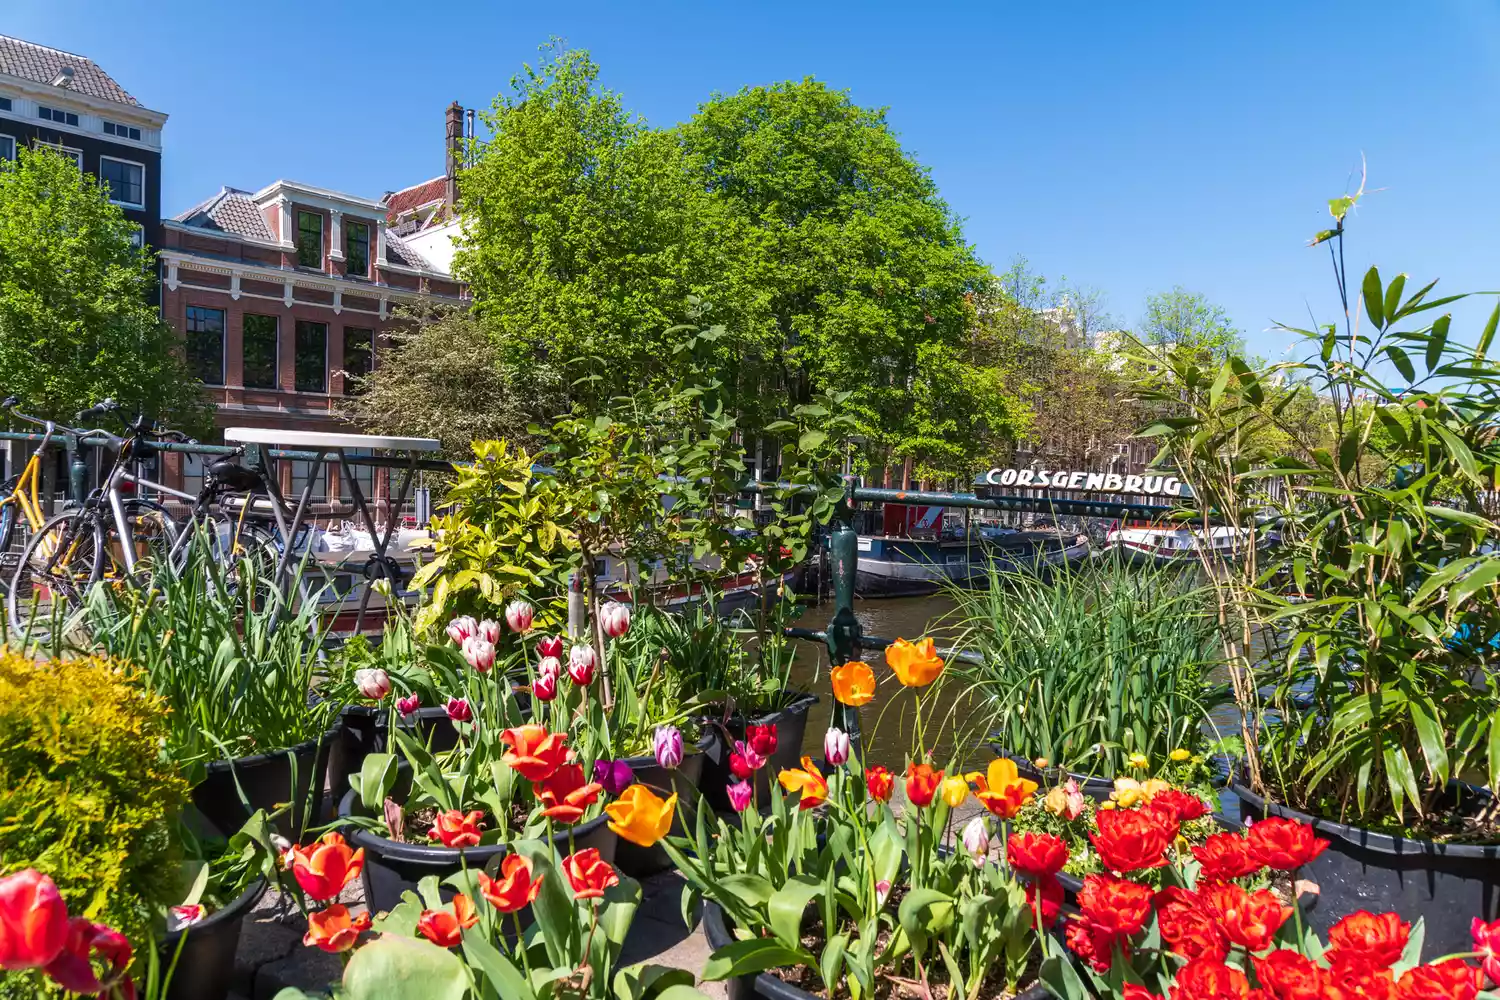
[1231,779,1500,955]
[988,744,1116,802]
[701,900,1049,1000]
[158,878,266,1000]
[338,773,617,916]
[699,692,819,811]
[192,730,338,841]
[614,735,712,877]
[328,705,466,803]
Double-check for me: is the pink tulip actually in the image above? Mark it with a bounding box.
[599,601,631,638]
[169,904,205,930]
[505,600,535,633]
[536,635,564,659]
[461,636,496,673]
[726,780,753,813]
[532,669,557,702]
[354,668,390,701]
[567,645,596,686]
[653,725,684,770]
[0,868,69,970]
[476,619,501,645]
[823,727,849,767]
[445,616,478,645]
[445,698,472,723]
[396,694,420,717]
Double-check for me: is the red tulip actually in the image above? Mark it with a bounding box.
[1090,804,1176,872]
[0,868,69,970]
[286,832,365,901]
[1200,882,1289,953]
[1326,910,1411,969]
[1007,832,1069,878]
[563,848,619,901]
[865,765,895,803]
[499,724,570,781]
[1168,959,1250,999]
[1396,959,1482,1000]
[43,918,132,995]
[1192,831,1261,882]
[416,894,478,949]
[534,764,603,824]
[1155,886,1227,962]
[303,904,370,953]
[745,723,777,758]
[1077,872,1154,937]
[429,809,485,848]
[1246,816,1328,871]
[478,856,543,914]
[1025,875,1063,929]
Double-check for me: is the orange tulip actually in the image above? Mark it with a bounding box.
[429,809,485,848]
[478,855,542,914]
[777,756,829,811]
[499,725,571,782]
[416,893,478,948]
[604,784,677,847]
[886,637,944,687]
[971,758,1038,820]
[563,848,619,901]
[286,832,365,901]
[905,762,944,807]
[534,764,603,825]
[302,904,371,953]
[831,660,876,707]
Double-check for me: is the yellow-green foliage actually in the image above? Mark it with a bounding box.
[0,649,187,940]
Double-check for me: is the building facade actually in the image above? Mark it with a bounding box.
[0,34,166,248]
[159,176,465,501]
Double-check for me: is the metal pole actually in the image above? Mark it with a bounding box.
[823,475,865,760]
[67,438,87,508]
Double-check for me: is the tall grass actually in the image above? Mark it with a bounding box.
[942,554,1226,778]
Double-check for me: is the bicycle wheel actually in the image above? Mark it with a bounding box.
[100,497,181,584]
[6,511,104,645]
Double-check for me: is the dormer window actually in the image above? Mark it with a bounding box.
[295,211,323,269]
[103,121,141,141]
[0,97,11,112]
[344,221,369,277]
[37,106,79,127]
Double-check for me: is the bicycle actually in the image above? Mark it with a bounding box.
[0,397,65,565]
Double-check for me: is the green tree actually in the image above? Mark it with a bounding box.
[1137,286,1244,363]
[0,147,208,432]
[453,43,734,406]
[678,78,1022,479]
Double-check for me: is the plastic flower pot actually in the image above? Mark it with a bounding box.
[700,899,1051,1000]
[158,877,266,1000]
[614,733,712,877]
[192,729,338,841]
[328,705,467,804]
[1231,777,1500,955]
[699,691,818,811]
[337,767,616,916]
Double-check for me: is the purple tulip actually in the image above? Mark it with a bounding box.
[726,780,753,813]
[653,725,684,770]
[396,693,420,717]
[445,697,472,723]
[593,759,634,796]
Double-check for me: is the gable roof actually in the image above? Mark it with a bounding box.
[174,188,278,243]
[0,35,139,106]
[383,176,446,225]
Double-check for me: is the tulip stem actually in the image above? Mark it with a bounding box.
[512,912,532,979]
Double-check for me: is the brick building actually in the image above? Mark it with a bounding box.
[157,106,469,501]
[0,34,166,249]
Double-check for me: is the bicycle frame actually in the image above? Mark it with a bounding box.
[1,420,60,539]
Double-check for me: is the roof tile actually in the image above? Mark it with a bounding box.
[0,34,139,106]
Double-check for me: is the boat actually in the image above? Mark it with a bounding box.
[854,503,1090,598]
[1100,521,1261,566]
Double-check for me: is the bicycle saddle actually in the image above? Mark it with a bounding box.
[205,456,262,493]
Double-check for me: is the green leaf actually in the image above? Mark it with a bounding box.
[1384,346,1414,384]
[1363,267,1385,328]
[897,888,956,950]
[1425,314,1450,371]
[797,429,828,454]
[462,931,533,1000]
[1383,273,1408,328]
[341,935,468,1000]
[701,938,812,981]
[614,964,696,1000]
[1479,300,1500,360]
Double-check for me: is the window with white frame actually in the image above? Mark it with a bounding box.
[0,135,13,161]
[102,120,141,141]
[0,97,12,112]
[98,157,144,208]
[37,106,79,127]
[36,143,82,169]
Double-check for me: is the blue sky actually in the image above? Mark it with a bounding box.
[7,1,1500,357]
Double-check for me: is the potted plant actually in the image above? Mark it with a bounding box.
[664,637,1052,1000]
[82,542,344,840]
[1138,188,1500,953]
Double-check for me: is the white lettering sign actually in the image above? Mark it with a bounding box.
[982,467,1188,498]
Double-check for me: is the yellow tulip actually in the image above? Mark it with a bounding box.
[940,775,969,808]
[604,784,677,847]
[831,660,876,707]
[1128,753,1150,770]
[1141,778,1171,800]
[971,757,1038,820]
[1170,748,1191,762]
[885,637,944,688]
[1111,778,1148,808]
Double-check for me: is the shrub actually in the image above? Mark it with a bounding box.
[0,650,187,942]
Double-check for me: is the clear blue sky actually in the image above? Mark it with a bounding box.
[8,1,1500,357]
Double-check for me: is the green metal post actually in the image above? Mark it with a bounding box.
[67,437,88,507]
[824,475,865,759]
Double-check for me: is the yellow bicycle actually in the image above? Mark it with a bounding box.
[0,396,63,558]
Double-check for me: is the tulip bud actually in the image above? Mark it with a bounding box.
[961,817,990,867]
[354,668,391,701]
[505,600,534,633]
[536,635,564,659]
[477,619,501,645]
[532,668,558,702]
[875,879,892,906]
[462,636,496,673]
[567,645,596,685]
[445,697,472,723]
[396,693,420,717]
[446,616,478,645]
[1044,779,1086,821]
[169,904,205,930]
[726,780,753,813]
[599,601,632,639]
[823,727,850,767]
[653,725,684,770]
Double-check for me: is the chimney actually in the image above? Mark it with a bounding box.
[444,101,463,215]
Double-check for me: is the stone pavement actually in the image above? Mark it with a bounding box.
[224,870,723,1000]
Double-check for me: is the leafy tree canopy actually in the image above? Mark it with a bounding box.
[1137,286,1245,363]
[0,148,209,433]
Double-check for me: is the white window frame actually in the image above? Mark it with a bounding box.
[102,120,141,142]
[36,142,82,169]
[98,155,146,210]
[37,105,79,127]
[0,134,14,162]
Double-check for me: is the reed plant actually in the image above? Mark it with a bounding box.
[942,554,1227,778]
[80,530,342,765]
